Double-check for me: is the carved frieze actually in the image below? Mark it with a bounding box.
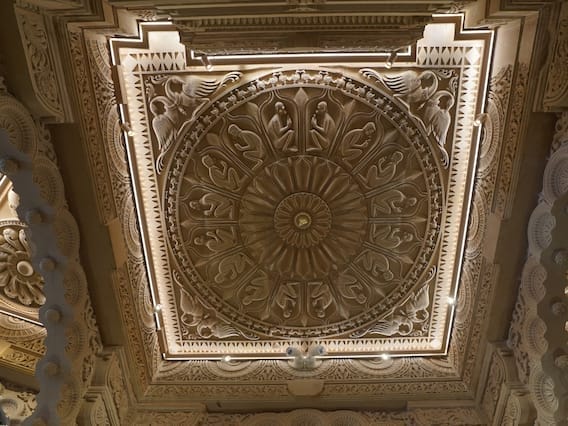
[14,3,68,122]
[542,2,568,110]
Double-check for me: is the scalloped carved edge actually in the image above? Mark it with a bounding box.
[508,112,568,424]
[0,79,102,424]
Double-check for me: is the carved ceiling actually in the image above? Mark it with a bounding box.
[0,0,567,424]
[112,18,491,362]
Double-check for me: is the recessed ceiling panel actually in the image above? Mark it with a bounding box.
[112,18,492,360]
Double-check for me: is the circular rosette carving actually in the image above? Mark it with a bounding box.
[166,69,444,338]
[240,156,366,280]
[0,223,44,307]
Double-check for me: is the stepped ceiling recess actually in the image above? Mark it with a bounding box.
[0,0,566,425]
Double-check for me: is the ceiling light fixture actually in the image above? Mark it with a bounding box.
[380,353,391,360]
[120,122,135,137]
[200,54,213,71]
[473,113,489,127]
[222,355,232,362]
[385,50,398,69]
[153,304,162,313]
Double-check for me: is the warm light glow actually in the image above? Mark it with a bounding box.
[385,51,398,69]
[447,296,456,305]
[473,113,489,127]
[223,355,232,362]
[200,54,213,71]
[380,353,391,360]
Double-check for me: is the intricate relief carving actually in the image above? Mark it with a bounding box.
[166,70,443,339]
[543,5,568,110]
[147,72,242,171]
[109,18,493,408]
[494,63,529,217]
[507,112,568,424]
[0,74,102,424]
[361,68,456,167]
[0,381,36,423]
[14,4,64,121]
[352,268,434,337]
[68,28,115,221]
[0,222,44,307]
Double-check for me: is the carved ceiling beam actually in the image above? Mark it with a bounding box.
[174,15,431,55]
[139,0,480,55]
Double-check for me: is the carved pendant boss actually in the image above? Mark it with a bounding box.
[114,24,488,357]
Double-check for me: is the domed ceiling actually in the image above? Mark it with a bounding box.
[112,17,491,360]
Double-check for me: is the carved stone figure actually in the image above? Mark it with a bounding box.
[309,101,336,151]
[266,101,295,151]
[227,124,265,170]
[201,154,244,191]
[371,225,414,250]
[381,70,439,107]
[423,90,454,146]
[151,96,181,171]
[372,190,418,216]
[164,72,242,119]
[340,122,376,166]
[192,228,237,254]
[361,151,404,187]
[185,192,233,219]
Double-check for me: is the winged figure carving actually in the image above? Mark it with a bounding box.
[423,90,454,145]
[351,268,435,338]
[361,68,451,167]
[151,72,242,173]
[361,69,439,108]
[150,95,181,172]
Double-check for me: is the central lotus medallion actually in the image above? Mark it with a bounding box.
[165,70,443,337]
[241,156,367,280]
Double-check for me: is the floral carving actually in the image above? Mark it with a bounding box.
[241,156,366,279]
[14,5,64,120]
[166,70,443,338]
[0,223,44,307]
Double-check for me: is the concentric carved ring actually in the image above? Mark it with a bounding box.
[166,69,444,337]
